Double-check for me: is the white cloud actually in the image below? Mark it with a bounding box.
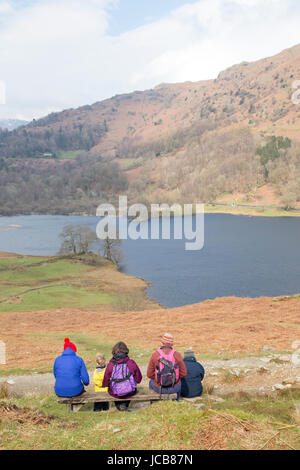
[128,0,298,86]
[0,1,12,15]
[0,0,300,119]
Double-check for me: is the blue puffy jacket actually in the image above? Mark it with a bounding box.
[180,357,205,398]
[53,347,90,397]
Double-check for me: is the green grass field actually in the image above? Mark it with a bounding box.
[0,256,46,267]
[205,204,300,217]
[27,332,152,366]
[0,254,116,313]
[0,285,114,313]
[1,391,299,450]
[57,150,84,160]
[0,259,86,283]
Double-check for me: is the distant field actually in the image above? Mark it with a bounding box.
[0,255,111,313]
[0,259,86,284]
[0,285,114,314]
[205,204,300,217]
[57,150,83,160]
[0,256,46,267]
[25,332,152,372]
[0,252,154,314]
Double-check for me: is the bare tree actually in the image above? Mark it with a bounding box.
[281,190,297,211]
[101,236,123,264]
[58,224,98,255]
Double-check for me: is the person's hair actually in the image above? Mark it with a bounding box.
[96,353,106,367]
[112,341,129,356]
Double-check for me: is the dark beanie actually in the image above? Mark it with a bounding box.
[184,348,195,359]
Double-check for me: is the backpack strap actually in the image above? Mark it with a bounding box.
[169,350,175,361]
[158,348,175,362]
[110,362,132,384]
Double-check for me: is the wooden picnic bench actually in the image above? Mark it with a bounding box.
[57,391,177,412]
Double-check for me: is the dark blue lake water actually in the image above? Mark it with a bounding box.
[0,214,299,308]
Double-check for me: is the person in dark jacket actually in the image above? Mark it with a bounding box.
[180,348,205,398]
[102,341,142,411]
[53,337,89,397]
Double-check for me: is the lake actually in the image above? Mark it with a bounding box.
[0,214,299,308]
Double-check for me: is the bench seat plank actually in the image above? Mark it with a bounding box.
[57,391,177,406]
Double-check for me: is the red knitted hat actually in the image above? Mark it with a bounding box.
[64,337,77,353]
[161,333,174,347]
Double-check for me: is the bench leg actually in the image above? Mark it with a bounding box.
[66,403,83,412]
[72,404,83,412]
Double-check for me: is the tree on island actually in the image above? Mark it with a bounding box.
[101,236,123,265]
[58,224,98,255]
[58,224,123,264]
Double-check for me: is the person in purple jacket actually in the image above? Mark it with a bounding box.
[102,341,142,411]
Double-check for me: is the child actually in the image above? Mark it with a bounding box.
[93,353,109,412]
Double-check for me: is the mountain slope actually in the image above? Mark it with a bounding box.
[1,43,300,214]
[2,43,300,158]
[93,42,300,154]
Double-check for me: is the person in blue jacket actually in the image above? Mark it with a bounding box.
[53,337,90,397]
[180,348,205,398]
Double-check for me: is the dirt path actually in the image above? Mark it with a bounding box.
[1,355,299,398]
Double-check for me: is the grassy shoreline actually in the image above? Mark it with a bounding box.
[204,204,300,217]
[137,204,300,220]
[1,201,300,220]
[0,251,160,314]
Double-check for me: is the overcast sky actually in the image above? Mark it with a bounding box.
[1,0,300,120]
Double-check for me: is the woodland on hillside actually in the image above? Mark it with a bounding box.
[0,153,127,215]
[0,118,299,215]
[0,116,105,158]
[121,125,300,210]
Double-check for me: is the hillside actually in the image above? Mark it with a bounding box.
[0,252,299,375]
[0,251,299,450]
[1,43,300,214]
[1,261,300,450]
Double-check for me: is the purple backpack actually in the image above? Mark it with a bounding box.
[110,361,136,396]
